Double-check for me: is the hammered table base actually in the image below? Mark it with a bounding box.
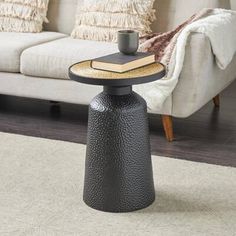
[83,91,155,212]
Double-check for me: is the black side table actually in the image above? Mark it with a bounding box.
[69,60,165,212]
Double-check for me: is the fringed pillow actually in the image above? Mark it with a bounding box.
[71,0,156,42]
[0,0,49,33]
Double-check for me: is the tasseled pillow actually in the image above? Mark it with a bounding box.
[71,0,156,42]
[0,0,50,33]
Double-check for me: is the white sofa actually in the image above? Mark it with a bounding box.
[0,0,235,141]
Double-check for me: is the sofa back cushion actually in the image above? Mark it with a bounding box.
[152,0,231,32]
[44,0,79,34]
[45,0,231,35]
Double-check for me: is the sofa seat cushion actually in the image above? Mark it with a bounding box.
[0,32,66,73]
[20,37,118,79]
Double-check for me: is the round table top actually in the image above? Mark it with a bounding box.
[69,60,165,87]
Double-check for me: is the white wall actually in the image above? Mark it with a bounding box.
[231,0,236,9]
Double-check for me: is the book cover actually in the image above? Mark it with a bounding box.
[91,52,155,73]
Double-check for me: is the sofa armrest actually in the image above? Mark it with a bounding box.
[171,32,236,118]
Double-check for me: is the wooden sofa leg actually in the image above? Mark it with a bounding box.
[162,115,174,142]
[213,95,220,107]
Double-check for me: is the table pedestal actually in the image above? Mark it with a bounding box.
[83,86,155,212]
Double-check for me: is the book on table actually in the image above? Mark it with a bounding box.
[91,52,155,73]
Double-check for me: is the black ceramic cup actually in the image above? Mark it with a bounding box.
[118,30,139,55]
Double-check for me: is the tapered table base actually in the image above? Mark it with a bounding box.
[83,86,155,212]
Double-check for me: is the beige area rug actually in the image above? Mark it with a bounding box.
[0,132,235,236]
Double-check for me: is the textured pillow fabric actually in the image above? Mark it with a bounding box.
[71,0,156,42]
[0,0,49,33]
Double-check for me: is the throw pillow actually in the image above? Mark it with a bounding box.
[71,0,156,42]
[0,0,50,33]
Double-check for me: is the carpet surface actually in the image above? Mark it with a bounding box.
[0,132,235,236]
